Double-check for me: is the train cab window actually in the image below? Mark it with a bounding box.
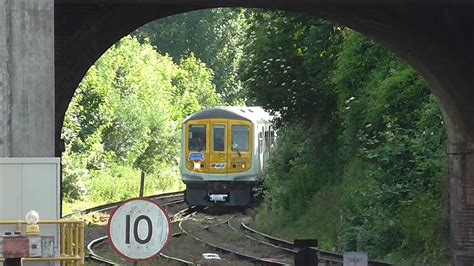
[189,125,206,151]
[232,125,250,152]
[213,125,226,152]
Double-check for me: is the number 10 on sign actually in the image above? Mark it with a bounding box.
[125,215,153,244]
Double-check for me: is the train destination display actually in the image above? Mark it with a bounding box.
[107,198,171,261]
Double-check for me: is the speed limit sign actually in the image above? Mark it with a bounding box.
[107,198,171,261]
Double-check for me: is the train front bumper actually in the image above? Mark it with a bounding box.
[184,180,256,206]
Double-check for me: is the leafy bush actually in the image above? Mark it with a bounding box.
[242,12,448,263]
[62,37,220,213]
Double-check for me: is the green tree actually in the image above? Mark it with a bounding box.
[240,10,344,213]
[242,12,448,263]
[334,31,447,260]
[62,37,221,206]
[133,8,248,104]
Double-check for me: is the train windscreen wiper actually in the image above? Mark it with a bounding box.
[232,143,242,157]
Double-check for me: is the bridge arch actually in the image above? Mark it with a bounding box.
[55,2,473,264]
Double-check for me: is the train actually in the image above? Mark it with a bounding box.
[181,106,276,206]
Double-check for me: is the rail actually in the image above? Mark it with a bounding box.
[86,236,117,265]
[179,213,288,265]
[64,190,184,217]
[240,222,392,266]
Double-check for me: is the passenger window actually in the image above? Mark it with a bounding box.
[265,131,270,150]
[232,125,250,152]
[189,125,206,151]
[213,125,226,152]
[270,128,275,146]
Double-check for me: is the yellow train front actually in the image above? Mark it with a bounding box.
[181,107,275,206]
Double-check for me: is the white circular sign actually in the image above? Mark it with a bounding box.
[107,198,171,261]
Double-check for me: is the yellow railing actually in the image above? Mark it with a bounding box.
[0,219,85,266]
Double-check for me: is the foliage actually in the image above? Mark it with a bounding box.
[334,31,448,260]
[62,37,220,210]
[241,12,448,263]
[240,12,345,226]
[241,11,342,125]
[133,8,248,104]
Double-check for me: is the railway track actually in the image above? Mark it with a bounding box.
[77,192,391,265]
[87,236,117,265]
[63,190,185,218]
[239,222,391,266]
[177,211,294,265]
[226,218,298,254]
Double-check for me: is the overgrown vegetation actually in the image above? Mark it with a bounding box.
[241,11,448,263]
[62,8,448,263]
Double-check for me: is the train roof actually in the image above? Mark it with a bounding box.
[183,106,273,124]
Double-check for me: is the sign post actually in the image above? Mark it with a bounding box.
[343,252,368,266]
[107,198,171,262]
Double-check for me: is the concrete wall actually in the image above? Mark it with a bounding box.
[0,0,54,157]
[0,1,58,263]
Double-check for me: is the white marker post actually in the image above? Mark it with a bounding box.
[343,252,368,266]
[107,198,171,262]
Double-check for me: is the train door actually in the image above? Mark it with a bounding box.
[258,126,265,172]
[186,120,210,174]
[262,125,271,169]
[210,121,227,175]
[227,120,253,173]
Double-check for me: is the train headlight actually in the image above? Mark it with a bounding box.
[242,164,246,168]
[193,161,201,170]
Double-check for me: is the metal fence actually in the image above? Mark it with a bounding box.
[0,219,85,266]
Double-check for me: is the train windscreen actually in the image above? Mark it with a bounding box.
[189,125,206,151]
[232,125,249,152]
[213,125,226,152]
